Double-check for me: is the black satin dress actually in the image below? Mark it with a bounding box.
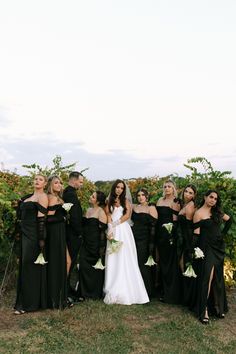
[155,206,181,304]
[178,215,197,307]
[194,218,228,320]
[46,204,67,309]
[78,217,107,299]
[131,211,156,297]
[14,201,47,312]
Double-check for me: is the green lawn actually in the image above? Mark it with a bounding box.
[0,289,236,354]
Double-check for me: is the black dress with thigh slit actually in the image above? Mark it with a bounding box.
[194,218,228,320]
[46,204,67,309]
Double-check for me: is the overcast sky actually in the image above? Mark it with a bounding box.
[0,0,235,181]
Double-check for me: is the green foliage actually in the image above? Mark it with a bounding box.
[0,155,235,288]
[180,157,236,263]
[22,155,78,180]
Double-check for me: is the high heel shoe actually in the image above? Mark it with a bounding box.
[217,313,225,319]
[14,310,26,315]
[200,317,209,325]
[214,307,225,319]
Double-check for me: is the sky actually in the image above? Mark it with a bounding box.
[0,0,235,181]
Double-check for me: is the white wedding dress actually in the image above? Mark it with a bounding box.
[103,206,149,305]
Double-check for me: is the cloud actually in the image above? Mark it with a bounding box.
[0,134,156,181]
[1,132,236,181]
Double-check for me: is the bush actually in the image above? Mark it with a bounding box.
[0,156,235,291]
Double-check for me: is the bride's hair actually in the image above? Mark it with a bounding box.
[108,179,127,215]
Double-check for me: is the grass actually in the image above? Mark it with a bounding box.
[0,289,236,354]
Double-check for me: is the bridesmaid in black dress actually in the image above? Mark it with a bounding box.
[193,190,232,324]
[14,174,48,314]
[46,175,71,309]
[155,180,181,304]
[78,191,107,300]
[131,188,157,297]
[178,184,197,307]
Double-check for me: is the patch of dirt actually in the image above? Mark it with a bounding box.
[0,309,21,331]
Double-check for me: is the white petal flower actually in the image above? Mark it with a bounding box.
[34,252,48,265]
[194,247,204,259]
[107,239,123,255]
[62,203,74,212]
[183,264,197,278]
[145,255,157,266]
[162,223,173,234]
[92,258,105,270]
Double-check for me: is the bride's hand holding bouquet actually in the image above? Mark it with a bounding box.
[106,223,123,254]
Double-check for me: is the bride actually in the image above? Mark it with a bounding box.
[103,179,149,305]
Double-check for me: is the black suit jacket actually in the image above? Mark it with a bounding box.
[63,186,83,237]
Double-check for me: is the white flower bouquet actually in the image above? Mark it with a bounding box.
[183,263,197,278]
[162,222,173,234]
[62,203,73,212]
[34,252,48,265]
[162,222,174,245]
[182,247,204,278]
[92,258,105,270]
[194,247,204,259]
[144,255,157,266]
[107,238,123,255]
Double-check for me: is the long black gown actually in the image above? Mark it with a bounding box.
[14,201,47,312]
[178,215,197,307]
[78,218,106,299]
[46,204,67,309]
[194,218,228,320]
[155,206,181,304]
[131,211,156,297]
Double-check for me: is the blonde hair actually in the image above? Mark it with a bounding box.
[163,179,178,198]
[46,175,63,200]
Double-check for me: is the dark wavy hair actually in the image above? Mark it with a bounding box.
[200,189,223,223]
[96,191,106,208]
[180,184,197,208]
[108,179,127,215]
[135,188,149,203]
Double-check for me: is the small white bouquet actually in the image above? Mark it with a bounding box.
[34,252,48,265]
[183,263,197,278]
[107,238,123,255]
[92,258,105,270]
[62,203,73,212]
[182,247,204,278]
[145,255,157,266]
[194,247,204,259]
[162,222,174,245]
[162,222,173,234]
[62,203,73,223]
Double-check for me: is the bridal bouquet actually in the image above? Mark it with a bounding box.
[92,258,105,270]
[34,252,48,265]
[107,238,123,255]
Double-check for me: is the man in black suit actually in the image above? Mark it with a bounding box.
[63,171,84,299]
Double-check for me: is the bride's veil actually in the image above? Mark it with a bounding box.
[124,181,134,226]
